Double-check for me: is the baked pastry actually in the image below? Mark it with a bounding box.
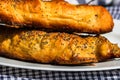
[0,0,113,33]
[0,27,119,64]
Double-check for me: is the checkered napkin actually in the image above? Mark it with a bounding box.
[0,66,120,80]
[0,6,120,80]
[106,6,120,19]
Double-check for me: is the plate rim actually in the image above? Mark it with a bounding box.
[0,57,120,71]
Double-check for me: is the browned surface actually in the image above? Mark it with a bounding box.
[0,0,113,33]
[0,27,119,65]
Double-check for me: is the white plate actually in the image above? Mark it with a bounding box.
[0,19,120,71]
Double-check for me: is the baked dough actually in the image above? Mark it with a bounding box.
[0,27,119,64]
[0,0,113,33]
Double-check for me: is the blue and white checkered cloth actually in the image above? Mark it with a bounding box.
[0,66,120,80]
[106,6,120,20]
[0,6,120,80]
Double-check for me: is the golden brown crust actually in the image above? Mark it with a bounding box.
[0,0,113,34]
[0,27,119,65]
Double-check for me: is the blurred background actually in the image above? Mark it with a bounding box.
[65,0,120,6]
